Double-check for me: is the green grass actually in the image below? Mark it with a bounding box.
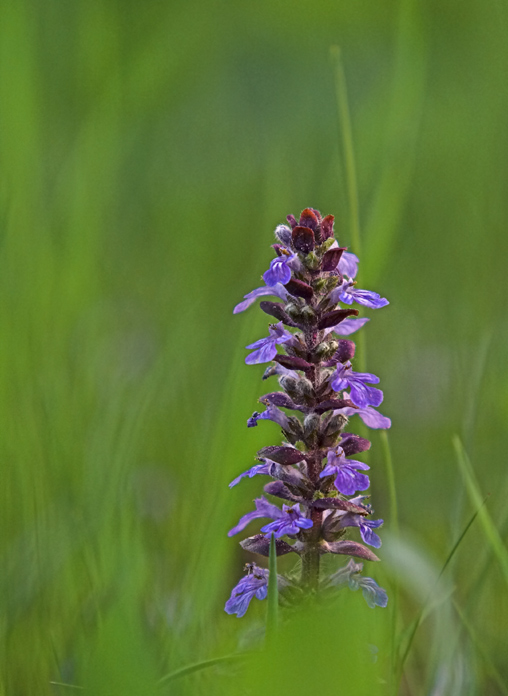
[1,0,508,694]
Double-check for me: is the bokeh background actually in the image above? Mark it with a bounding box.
[1,0,507,693]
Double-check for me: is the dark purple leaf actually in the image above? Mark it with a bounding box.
[321,214,335,239]
[312,497,367,514]
[259,392,299,410]
[322,248,345,272]
[274,354,313,371]
[317,308,358,330]
[257,445,306,465]
[325,540,380,562]
[259,301,297,326]
[291,226,315,253]
[240,534,296,557]
[284,278,314,299]
[264,480,305,503]
[298,208,319,230]
[341,433,371,456]
[287,214,298,229]
[313,398,356,414]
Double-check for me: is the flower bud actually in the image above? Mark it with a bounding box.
[279,375,301,401]
[303,413,320,440]
[298,377,314,400]
[325,413,348,437]
[304,251,320,271]
[285,302,304,322]
[319,236,336,253]
[314,341,337,361]
[275,224,293,246]
[300,305,316,325]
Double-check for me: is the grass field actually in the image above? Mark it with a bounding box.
[1,0,507,694]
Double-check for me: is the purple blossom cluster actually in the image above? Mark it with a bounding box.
[226,208,390,618]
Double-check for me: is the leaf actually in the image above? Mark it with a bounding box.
[257,445,306,465]
[453,435,508,586]
[266,533,279,642]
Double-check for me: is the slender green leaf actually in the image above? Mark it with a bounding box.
[266,533,279,641]
[452,600,508,695]
[330,44,361,258]
[158,653,249,685]
[397,493,484,685]
[453,435,508,586]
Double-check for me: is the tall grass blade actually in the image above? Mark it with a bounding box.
[452,599,508,695]
[266,532,279,641]
[158,653,249,686]
[330,44,366,373]
[330,45,361,259]
[453,435,508,587]
[396,494,484,686]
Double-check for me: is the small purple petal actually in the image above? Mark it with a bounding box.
[342,406,391,429]
[338,251,359,279]
[359,519,383,548]
[224,564,269,617]
[349,382,384,409]
[245,342,278,365]
[228,496,282,537]
[330,363,383,409]
[332,317,370,336]
[260,503,313,539]
[339,283,389,309]
[319,446,371,496]
[348,574,388,608]
[229,463,272,488]
[263,256,293,286]
[339,513,383,548]
[245,322,293,365]
[234,284,289,314]
[247,404,292,431]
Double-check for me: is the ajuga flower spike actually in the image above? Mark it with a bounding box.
[225,209,390,618]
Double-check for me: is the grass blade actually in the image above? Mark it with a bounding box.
[452,599,508,695]
[158,653,249,685]
[453,435,508,587]
[266,533,278,641]
[330,44,361,258]
[396,494,485,686]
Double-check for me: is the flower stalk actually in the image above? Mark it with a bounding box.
[225,208,390,618]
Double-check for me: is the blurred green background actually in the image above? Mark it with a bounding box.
[1,0,507,693]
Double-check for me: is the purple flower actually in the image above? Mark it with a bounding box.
[245,322,294,364]
[228,497,312,539]
[247,404,292,431]
[319,446,370,496]
[229,462,273,488]
[228,496,282,537]
[234,283,289,314]
[263,251,297,286]
[224,564,269,617]
[339,512,383,548]
[341,405,391,429]
[329,560,388,608]
[260,504,313,539]
[330,361,383,408]
[339,281,389,309]
[338,251,359,279]
[330,281,388,309]
[349,571,388,608]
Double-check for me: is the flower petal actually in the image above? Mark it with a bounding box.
[342,406,391,429]
[333,317,370,336]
